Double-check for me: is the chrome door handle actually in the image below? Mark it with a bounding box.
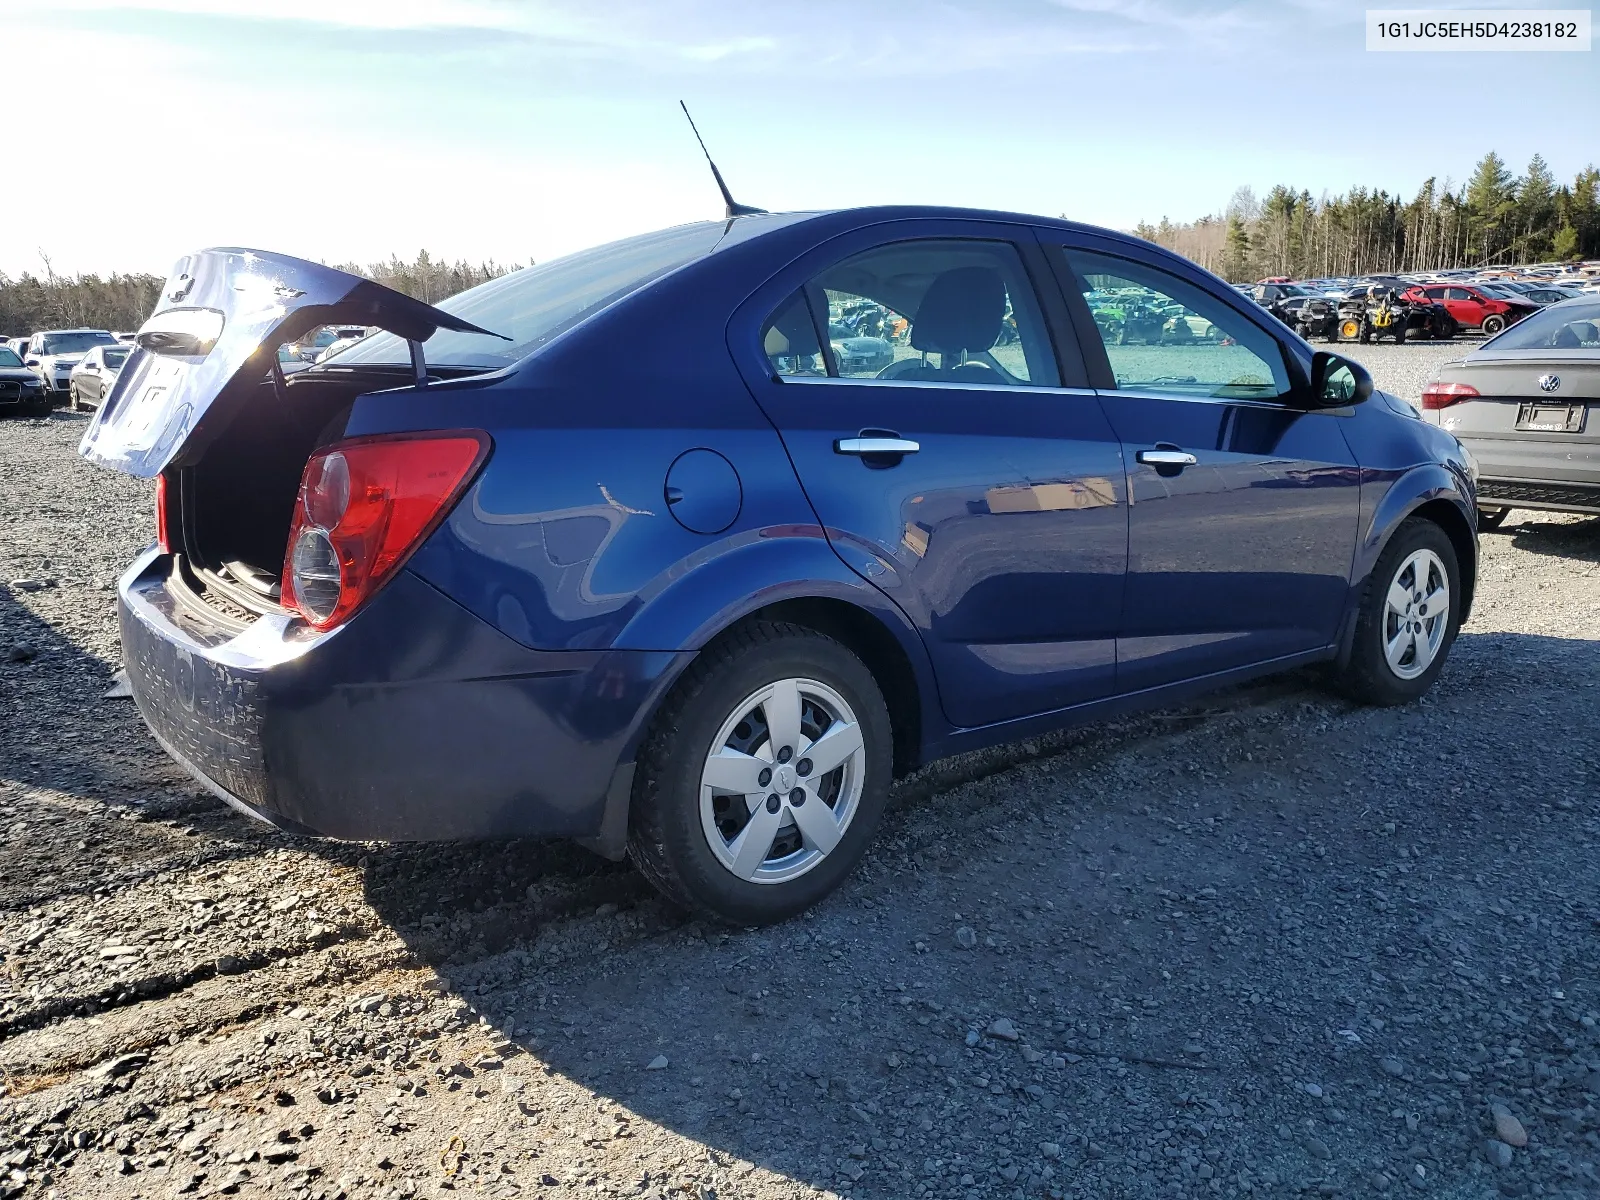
[835,437,920,456]
[1136,448,1197,467]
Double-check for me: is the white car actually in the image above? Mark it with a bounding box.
[23,328,119,402]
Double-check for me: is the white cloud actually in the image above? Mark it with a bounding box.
[25,0,545,33]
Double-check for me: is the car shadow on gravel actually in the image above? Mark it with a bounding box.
[345,630,1600,1198]
[0,584,149,799]
[1500,512,1600,561]
[352,671,1327,970]
[0,586,307,913]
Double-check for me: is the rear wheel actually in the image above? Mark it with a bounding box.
[628,621,893,925]
[1482,314,1507,336]
[1330,519,1461,706]
[1477,506,1510,531]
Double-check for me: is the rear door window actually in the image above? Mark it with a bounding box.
[775,239,1059,387]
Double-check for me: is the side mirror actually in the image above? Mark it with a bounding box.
[1311,350,1372,408]
[24,358,40,367]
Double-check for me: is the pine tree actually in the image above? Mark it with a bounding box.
[1465,151,1517,263]
[1516,154,1557,258]
[1221,215,1253,282]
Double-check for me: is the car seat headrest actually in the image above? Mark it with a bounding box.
[911,267,1006,355]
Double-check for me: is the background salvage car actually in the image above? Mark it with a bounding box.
[1423,296,1600,527]
[0,342,51,417]
[23,327,119,403]
[1409,283,1537,336]
[84,210,1478,925]
[66,342,130,411]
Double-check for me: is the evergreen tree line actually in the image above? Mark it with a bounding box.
[328,250,519,306]
[1133,152,1600,283]
[0,250,519,338]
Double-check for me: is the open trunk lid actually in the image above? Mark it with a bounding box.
[80,248,500,478]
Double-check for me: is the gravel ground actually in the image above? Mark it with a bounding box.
[3,353,1598,1200]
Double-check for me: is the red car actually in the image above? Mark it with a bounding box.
[1404,284,1536,336]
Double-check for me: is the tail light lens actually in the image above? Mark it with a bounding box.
[282,431,490,629]
[155,473,171,553]
[1420,381,1480,411]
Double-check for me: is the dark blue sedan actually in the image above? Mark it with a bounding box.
[82,207,1478,924]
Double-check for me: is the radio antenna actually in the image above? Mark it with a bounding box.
[679,101,765,218]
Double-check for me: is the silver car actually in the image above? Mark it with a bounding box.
[67,344,132,411]
[1422,296,1600,528]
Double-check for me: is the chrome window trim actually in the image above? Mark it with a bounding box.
[774,369,1339,414]
[1104,388,1295,412]
[778,374,1099,399]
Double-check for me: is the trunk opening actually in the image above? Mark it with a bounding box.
[164,366,417,624]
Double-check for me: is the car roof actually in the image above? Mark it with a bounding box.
[706,204,1225,284]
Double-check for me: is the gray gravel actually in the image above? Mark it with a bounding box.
[1339,336,1479,405]
[3,397,1599,1200]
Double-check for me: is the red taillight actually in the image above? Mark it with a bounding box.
[281,431,490,629]
[1420,381,1480,411]
[155,473,171,553]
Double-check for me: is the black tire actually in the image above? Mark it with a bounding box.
[1359,327,1372,344]
[627,620,893,925]
[1477,506,1510,531]
[1393,324,1406,345]
[1481,314,1506,336]
[1330,518,1462,707]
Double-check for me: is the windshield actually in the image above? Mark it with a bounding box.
[0,348,22,368]
[330,222,729,369]
[1482,299,1600,350]
[104,347,130,369]
[41,331,116,355]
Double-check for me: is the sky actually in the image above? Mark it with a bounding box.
[4,0,1597,279]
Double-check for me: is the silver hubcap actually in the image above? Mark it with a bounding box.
[699,677,865,885]
[1383,548,1450,681]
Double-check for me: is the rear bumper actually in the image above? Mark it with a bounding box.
[1477,478,1600,515]
[118,547,691,842]
[1451,432,1600,507]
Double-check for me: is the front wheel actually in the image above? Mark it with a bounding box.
[1481,314,1506,336]
[1330,519,1461,706]
[67,385,81,412]
[628,621,893,925]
